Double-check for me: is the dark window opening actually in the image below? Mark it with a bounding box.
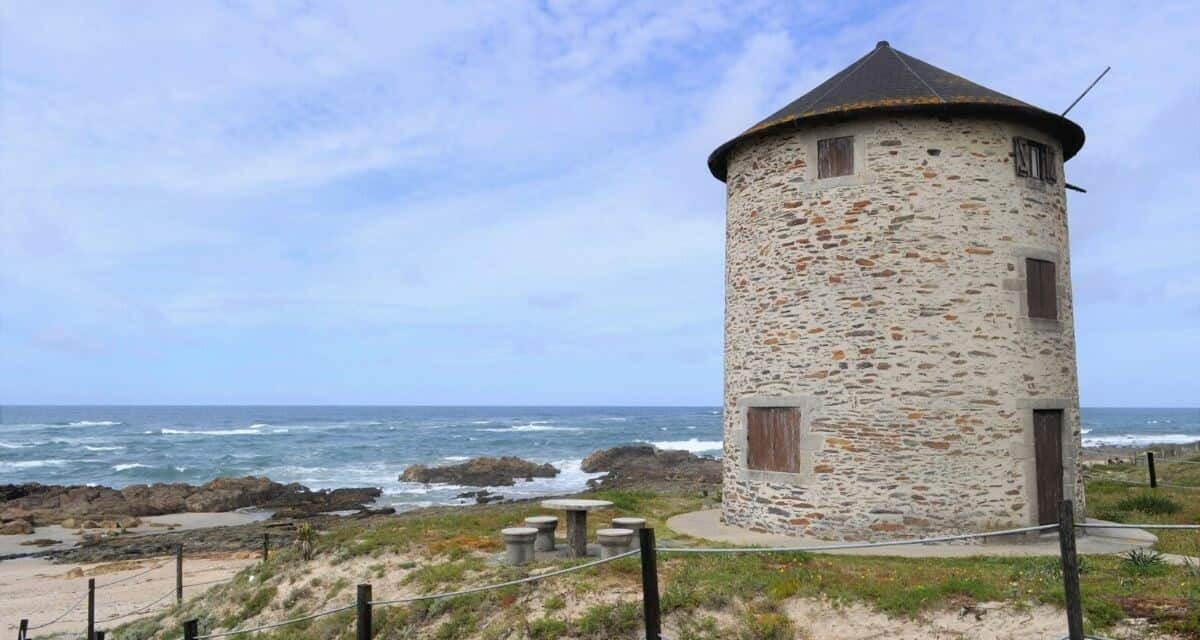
[1026,258,1058,320]
[746,407,801,473]
[817,136,854,178]
[1014,137,1057,184]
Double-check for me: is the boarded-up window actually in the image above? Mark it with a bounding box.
[746,407,801,473]
[1026,258,1058,320]
[1013,137,1057,184]
[817,136,854,178]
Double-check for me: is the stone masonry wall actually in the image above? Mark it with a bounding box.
[721,115,1083,540]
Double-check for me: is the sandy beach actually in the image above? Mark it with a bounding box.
[1,552,256,637]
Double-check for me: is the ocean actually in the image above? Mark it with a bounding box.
[1,406,1196,510]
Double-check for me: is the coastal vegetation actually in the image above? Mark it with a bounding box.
[96,456,1200,640]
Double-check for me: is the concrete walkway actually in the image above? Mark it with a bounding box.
[665,509,1157,558]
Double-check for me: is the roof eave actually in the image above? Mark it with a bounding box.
[707,103,1085,182]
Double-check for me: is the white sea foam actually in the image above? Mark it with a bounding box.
[443,456,470,461]
[113,463,151,471]
[480,424,583,433]
[0,459,69,470]
[0,442,29,449]
[641,438,723,453]
[160,427,266,436]
[84,445,125,451]
[601,417,627,422]
[1081,429,1092,434]
[68,420,122,426]
[470,421,493,425]
[1083,434,1200,447]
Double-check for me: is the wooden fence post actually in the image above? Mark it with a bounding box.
[356,583,372,640]
[183,618,198,640]
[17,619,27,640]
[87,577,96,640]
[176,543,184,604]
[1058,500,1084,640]
[1147,452,1157,488]
[639,528,661,640]
[263,532,270,562]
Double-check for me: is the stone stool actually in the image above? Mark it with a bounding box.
[501,527,537,566]
[596,528,635,559]
[524,515,558,552]
[611,517,646,550]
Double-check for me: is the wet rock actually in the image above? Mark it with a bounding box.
[400,457,558,487]
[0,477,381,526]
[455,489,505,504]
[581,444,721,490]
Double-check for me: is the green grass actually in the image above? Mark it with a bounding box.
[109,474,1200,639]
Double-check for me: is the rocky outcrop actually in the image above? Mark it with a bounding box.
[582,444,721,490]
[0,477,382,532]
[400,456,558,487]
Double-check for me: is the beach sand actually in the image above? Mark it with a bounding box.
[0,552,256,637]
[0,511,271,637]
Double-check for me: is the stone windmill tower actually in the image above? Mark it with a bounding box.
[708,41,1086,539]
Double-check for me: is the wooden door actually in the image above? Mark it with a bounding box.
[1033,410,1064,525]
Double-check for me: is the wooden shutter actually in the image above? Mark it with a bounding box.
[746,407,801,473]
[1026,258,1058,320]
[1013,138,1030,177]
[818,136,854,178]
[1043,147,1057,183]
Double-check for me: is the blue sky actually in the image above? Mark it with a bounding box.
[1,1,1197,406]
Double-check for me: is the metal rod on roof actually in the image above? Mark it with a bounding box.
[1061,66,1110,116]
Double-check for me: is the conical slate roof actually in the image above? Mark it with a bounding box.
[707,41,1085,181]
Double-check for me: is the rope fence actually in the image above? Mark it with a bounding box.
[13,465,1198,640]
[18,535,265,639]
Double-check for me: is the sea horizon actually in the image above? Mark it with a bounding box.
[3,405,1198,512]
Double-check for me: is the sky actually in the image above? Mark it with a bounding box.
[1,1,1197,407]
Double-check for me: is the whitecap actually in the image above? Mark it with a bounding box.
[84,445,125,451]
[1083,434,1200,447]
[1080,429,1092,435]
[0,459,70,470]
[640,438,723,453]
[481,424,583,433]
[68,420,122,427]
[113,463,151,471]
[600,418,627,422]
[0,442,29,449]
[443,456,470,461]
[160,427,265,436]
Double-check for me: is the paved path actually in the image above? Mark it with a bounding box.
[665,509,1157,558]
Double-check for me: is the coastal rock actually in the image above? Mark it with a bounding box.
[455,489,505,504]
[0,477,381,527]
[0,519,33,535]
[400,456,559,487]
[581,444,721,490]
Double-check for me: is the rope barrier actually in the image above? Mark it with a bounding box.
[1079,523,1200,530]
[96,588,177,624]
[26,594,86,630]
[95,560,169,588]
[369,548,641,606]
[193,604,356,638]
[1083,474,1200,490]
[656,523,1059,554]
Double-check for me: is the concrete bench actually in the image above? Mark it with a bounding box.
[524,516,558,552]
[611,517,647,549]
[596,528,635,559]
[501,527,538,566]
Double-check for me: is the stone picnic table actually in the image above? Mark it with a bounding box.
[539,498,614,557]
